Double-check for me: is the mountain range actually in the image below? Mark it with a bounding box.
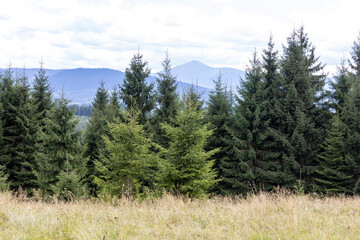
[2,61,245,104]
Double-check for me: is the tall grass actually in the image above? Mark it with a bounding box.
[0,191,359,239]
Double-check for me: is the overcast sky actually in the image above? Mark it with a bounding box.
[0,0,359,73]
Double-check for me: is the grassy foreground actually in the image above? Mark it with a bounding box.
[0,192,359,239]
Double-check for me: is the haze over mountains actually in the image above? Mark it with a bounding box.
[3,61,245,104]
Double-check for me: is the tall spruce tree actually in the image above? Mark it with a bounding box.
[94,107,156,199]
[151,52,178,147]
[280,26,328,188]
[205,71,234,193]
[261,36,294,189]
[342,81,360,184]
[349,33,360,79]
[120,51,154,125]
[105,85,121,122]
[84,81,109,193]
[331,60,355,114]
[314,115,355,195]
[35,96,87,198]
[158,99,218,198]
[11,70,37,192]
[0,67,24,191]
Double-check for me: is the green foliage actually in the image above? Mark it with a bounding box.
[94,107,157,199]
[280,26,328,188]
[120,51,155,125]
[151,52,179,148]
[314,116,356,195]
[84,81,109,192]
[52,170,87,200]
[35,97,87,197]
[349,33,360,79]
[158,99,218,198]
[205,71,234,194]
[0,165,8,192]
[330,60,354,113]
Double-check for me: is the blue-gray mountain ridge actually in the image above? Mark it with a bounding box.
[1,60,245,104]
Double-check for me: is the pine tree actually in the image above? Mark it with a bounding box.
[151,52,178,147]
[84,81,109,192]
[280,26,328,188]
[205,71,234,193]
[120,51,154,125]
[184,84,204,110]
[331,59,355,113]
[158,99,218,198]
[314,115,355,195]
[94,107,156,199]
[35,96,87,198]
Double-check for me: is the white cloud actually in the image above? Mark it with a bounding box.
[0,0,358,73]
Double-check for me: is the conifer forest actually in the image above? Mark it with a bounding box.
[1,26,360,200]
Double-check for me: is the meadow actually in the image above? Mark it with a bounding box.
[0,192,359,239]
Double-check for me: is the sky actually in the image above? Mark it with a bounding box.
[0,0,359,74]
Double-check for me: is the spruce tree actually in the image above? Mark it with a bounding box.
[205,71,234,193]
[0,67,26,191]
[11,70,37,192]
[314,115,355,195]
[120,51,154,125]
[32,62,53,131]
[105,85,121,122]
[151,52,178,147]
[280,26,328,187]
[158,99,218,198]
[84,81,109,192]
[349,33,360,79]
[35,96,87,198]
[341,81,360,182]
[94,107,156,199]
[261,36,295,189]
[331,59,355,113]
[184,84,204,110]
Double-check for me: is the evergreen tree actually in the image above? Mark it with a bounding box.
[205,71,234,193]
[84,81,109,193]
[331,59,355,113]
[120,51,154,125]
[280,26,328,187]
[261,36,295,189]
[11,70,37,192]
[35,96,87,198]
[341,81,360,182]
[158,99,218,198]
[0,67,27,191]
[94,107,156,199]
[32,61,53,131]
[151,52,178,147]
[184,84,204,110]
[105,85,121,122]
[349,33,360,79]
[314,115,355,195]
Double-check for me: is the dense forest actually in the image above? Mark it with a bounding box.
[0,26,359,199]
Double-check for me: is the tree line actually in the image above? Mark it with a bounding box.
[0,26,360,199]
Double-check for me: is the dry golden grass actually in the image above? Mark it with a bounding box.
[0,191,359,239]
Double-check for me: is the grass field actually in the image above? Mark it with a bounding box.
[0,191,359,239]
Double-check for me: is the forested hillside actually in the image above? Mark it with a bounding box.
[0,27,359,199]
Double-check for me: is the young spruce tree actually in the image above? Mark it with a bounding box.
[94,107,156,200]
[158,99,218,198]
[314,115,355,195]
